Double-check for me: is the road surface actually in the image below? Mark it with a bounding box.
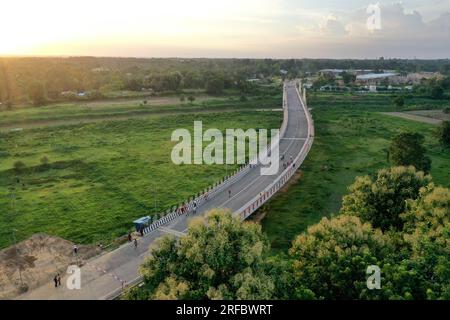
[18,82,309,300]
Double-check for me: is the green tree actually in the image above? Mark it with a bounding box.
[389,132,431,173]
[28,81,47,106]
[205,78,224,94]
[430,85,444,99]
[187,95,195,103]
[392,95,405,108]
[398,185,450,299]
[438,121,450,148]
[13,160,26,173]
[289,215,393,299]
[341,71,356,85]
[340,166,431,230]
[136,210,275,300]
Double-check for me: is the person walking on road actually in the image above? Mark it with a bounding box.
[57,274,61,287]
[53,275,58,288]
[127,233,132,242]
[134,238,138,249]
[228,189,231,199]
[193,201,197,215]
[73,244,78,255]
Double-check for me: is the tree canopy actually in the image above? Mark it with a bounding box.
[136,209,275,300]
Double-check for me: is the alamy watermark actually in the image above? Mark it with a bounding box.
[171,121,280,176]
[366,265,381,290]
[66,265,81,290]
[367,3,382,31]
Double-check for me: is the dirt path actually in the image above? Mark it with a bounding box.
[381,112,443,125]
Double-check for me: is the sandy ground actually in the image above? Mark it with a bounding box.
[0,234,98,299]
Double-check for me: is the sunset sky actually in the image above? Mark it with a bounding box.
[1,0,449,58]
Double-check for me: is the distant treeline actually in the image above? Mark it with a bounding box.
[1,57,449,106]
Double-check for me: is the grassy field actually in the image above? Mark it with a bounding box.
[259,92,450,254]
[0,102,282,248]
[0,94,281,130]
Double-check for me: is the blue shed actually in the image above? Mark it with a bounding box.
[133,216,151,232]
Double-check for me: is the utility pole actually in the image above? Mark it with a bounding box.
[153,183,157,215]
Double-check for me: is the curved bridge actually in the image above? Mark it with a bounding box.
[19,80,313,300]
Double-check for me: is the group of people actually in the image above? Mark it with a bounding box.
[176,199,199,215]
[128,233,138,249]
[281,154,294,170]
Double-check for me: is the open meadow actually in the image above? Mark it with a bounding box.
[0,96,282,249]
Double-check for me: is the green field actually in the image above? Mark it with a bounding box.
[0,94,281,129]
[0,99,282,248]
[260,92,450,254]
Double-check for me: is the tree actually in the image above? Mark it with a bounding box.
[187,95,195,103]
[430,85,444,99]
[396,185,450,299]
[438,121,450,148]
[13,160,26,173]
[28,81,47,106]
[392,95,405,108]
[389,132,431,173]
[135,210,275,300]
[205,78,224,94]
[341,71,356,85]
[340,166,432,230]
[289,215,393,299]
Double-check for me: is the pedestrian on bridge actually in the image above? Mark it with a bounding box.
[193,201,197,215]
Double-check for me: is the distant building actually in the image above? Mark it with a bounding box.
[391,72,444,85]
[318,69,344,77]
[356,72,399,85]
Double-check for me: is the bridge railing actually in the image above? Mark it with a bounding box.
[233,81,314,220]
[142,83,291,235]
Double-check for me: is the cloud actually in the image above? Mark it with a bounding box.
[293,2,450,58]
[321,15,349,36]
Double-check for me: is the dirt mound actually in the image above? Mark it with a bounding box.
[0,233,98,299]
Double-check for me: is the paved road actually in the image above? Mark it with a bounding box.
[18,82,309,300]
